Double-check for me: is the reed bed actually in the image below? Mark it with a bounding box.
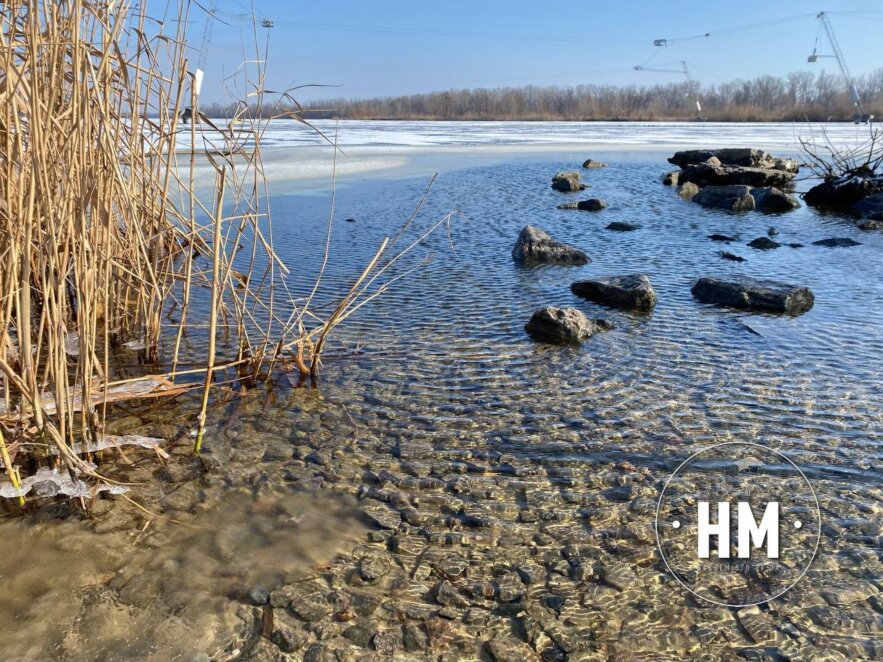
[0,1,447,505]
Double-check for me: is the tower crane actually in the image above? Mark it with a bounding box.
[807,11,873,123]
[634,61,706,121]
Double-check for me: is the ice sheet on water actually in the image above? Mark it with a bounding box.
[0,466,129,499]
[174,119,877,152]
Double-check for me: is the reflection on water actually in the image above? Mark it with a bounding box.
[1,152,882,659]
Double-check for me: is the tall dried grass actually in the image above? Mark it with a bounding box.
[0,1,447,504]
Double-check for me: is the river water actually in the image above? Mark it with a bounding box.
[1,123,882,660]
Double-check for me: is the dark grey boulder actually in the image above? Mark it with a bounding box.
[524,307,610,343]
[854,192,883,215]
[691,276,814,315]
[812,237,861,248]
[720,251,745,262]
[708,233,736,242]
[662,170,680,186]
[512,226,589,265]
[858,219,881,231]
[693,185,756,211]
[582,159,607,169]
[748,237,781,250]
[668,148,799,173]
[681,163,795,188]
[571,274,657,311]
[678,182,701,200]
[551,171,587,192]
[606,221,637,232]
[559,198,607,211]
[805,176,883,207]
[752,187,800,212]
[767,226,780,236]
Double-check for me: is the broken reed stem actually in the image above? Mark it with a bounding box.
[194,169,226,455]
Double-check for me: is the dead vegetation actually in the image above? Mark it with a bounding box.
[0,1,448,504]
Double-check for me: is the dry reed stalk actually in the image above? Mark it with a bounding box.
[0,0,452,503]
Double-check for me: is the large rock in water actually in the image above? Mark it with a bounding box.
[557,198,607,211]
[751,187,800,212]
[524,307,610,343]
[669,148,799,173]
[691,277,814,315]
[804,175,883,207]
[551,171,587,192]
[512,226,589,265]
[582,159,607,169]
[680,163,796,188]
[693,185,756,211]
[571,274,657,311]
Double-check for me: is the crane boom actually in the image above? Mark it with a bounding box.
[815,11,861,107]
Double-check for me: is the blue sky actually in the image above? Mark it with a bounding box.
[192,1,883,104]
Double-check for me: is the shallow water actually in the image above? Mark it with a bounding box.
[2,146,882,660]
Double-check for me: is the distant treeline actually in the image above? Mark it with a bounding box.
[200,69,883,122]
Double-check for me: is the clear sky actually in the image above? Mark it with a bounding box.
[191,1,883,104]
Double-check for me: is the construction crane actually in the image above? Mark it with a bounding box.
[634,61,706,121]
[807,11,873,123]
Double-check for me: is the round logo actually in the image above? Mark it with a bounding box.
[655,441,821,608]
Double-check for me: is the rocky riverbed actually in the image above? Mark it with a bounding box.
[1,150,882,660]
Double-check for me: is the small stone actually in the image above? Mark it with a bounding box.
[708,233,736,242]
[343,624,376,647]
[271,626,308,653]
[512,226,589,265]
[858,219,880,230]
[767,226,779,236]
[497,572,525,603]
[571,274,657,311]
[433,580,469,607]
[402,623,429,652]
[358,556,389,581]
[720,251,745,262]
[345,218,356,223]
[289,593,333,622]
[487,635,533,661]
[373,629,402,655]
[576,198,607,211]
[360,499,402,530]
[582,159,607,169]
[246,585,270,606]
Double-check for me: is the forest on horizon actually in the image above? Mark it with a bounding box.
[200,68,883,122]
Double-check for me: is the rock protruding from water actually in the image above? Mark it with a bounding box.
[662,170,680,186]
[691,276,815,315]
[582,159,607,169]
[812,237,862,248]
[669,148,799,173]
[557,198,607,211]
[720,251,745,262]
[571,274,657,311]
[606,221,637,232]
[680,163,795,188]
[678,182,700,200]
[512,226,589,265]
[524,306,610,343]
[804,175,883,208]
[693,185,756,211]
[747,236,781,250]
[708,233,736,242]
[551,171,587,192]
[752,187,800,212]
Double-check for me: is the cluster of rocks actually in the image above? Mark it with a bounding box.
[804,173,883,222]
[663,149,800,213]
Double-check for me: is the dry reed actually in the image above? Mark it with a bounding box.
[0,1,448,504]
